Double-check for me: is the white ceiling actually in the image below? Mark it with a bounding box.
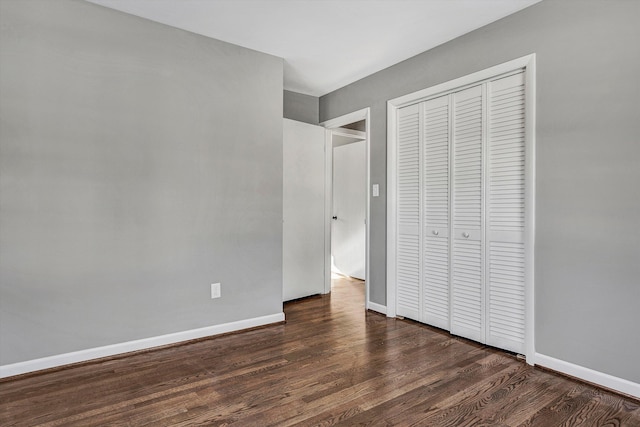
[86,0,541,97]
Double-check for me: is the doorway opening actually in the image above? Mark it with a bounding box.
[331,125,365,281]
[321,108,371,309]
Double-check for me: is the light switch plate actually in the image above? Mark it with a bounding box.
[372,184,379,197]
[211,283,221,299]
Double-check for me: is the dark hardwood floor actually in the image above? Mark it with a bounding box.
[1,275,639,426]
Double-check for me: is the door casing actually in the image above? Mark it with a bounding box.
[386,54,536,363]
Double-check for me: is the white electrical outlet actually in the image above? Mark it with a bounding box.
[211,283,221,299]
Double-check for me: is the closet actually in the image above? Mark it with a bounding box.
[394,68,530,355]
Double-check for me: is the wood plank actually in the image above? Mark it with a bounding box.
[0,276,638,426]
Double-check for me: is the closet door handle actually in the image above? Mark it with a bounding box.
[462,232,470,238]
[432,230,439,236]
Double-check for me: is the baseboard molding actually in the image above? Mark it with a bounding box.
[367,301,387,315]
[0,312,285,379]
[535,353,640,399]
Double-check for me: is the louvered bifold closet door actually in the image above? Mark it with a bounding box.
[485,72,526,354]
[396,103,422,321]
[422,95,450,329]
[450,85,484,343]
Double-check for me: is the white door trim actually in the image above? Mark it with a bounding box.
[386,54,536,364]
[321,108,372,309]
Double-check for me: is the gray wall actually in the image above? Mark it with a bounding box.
[283,90,319,125]
[0,0,283,365]
[320,0,640,383]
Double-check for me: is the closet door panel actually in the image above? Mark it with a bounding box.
[486,72,526,353]
[422,95,450,329]
[450,85,484,342]
[396,104,421,321]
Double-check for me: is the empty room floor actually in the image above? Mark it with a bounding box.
[1,276,639,426]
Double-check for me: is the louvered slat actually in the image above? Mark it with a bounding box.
[397,235,420,318]
[396,104,421,320]
[486,72,526,354]
[422,96,449,329]
[451,239,482,335]
[488,73,525,232]
[450,85,484,342]
[487,241,525,351]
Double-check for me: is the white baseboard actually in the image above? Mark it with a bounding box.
[535,353,640,399]
[367,301,387,315]
[0,312,285,379]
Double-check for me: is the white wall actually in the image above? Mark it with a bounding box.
[0,0,284,368]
